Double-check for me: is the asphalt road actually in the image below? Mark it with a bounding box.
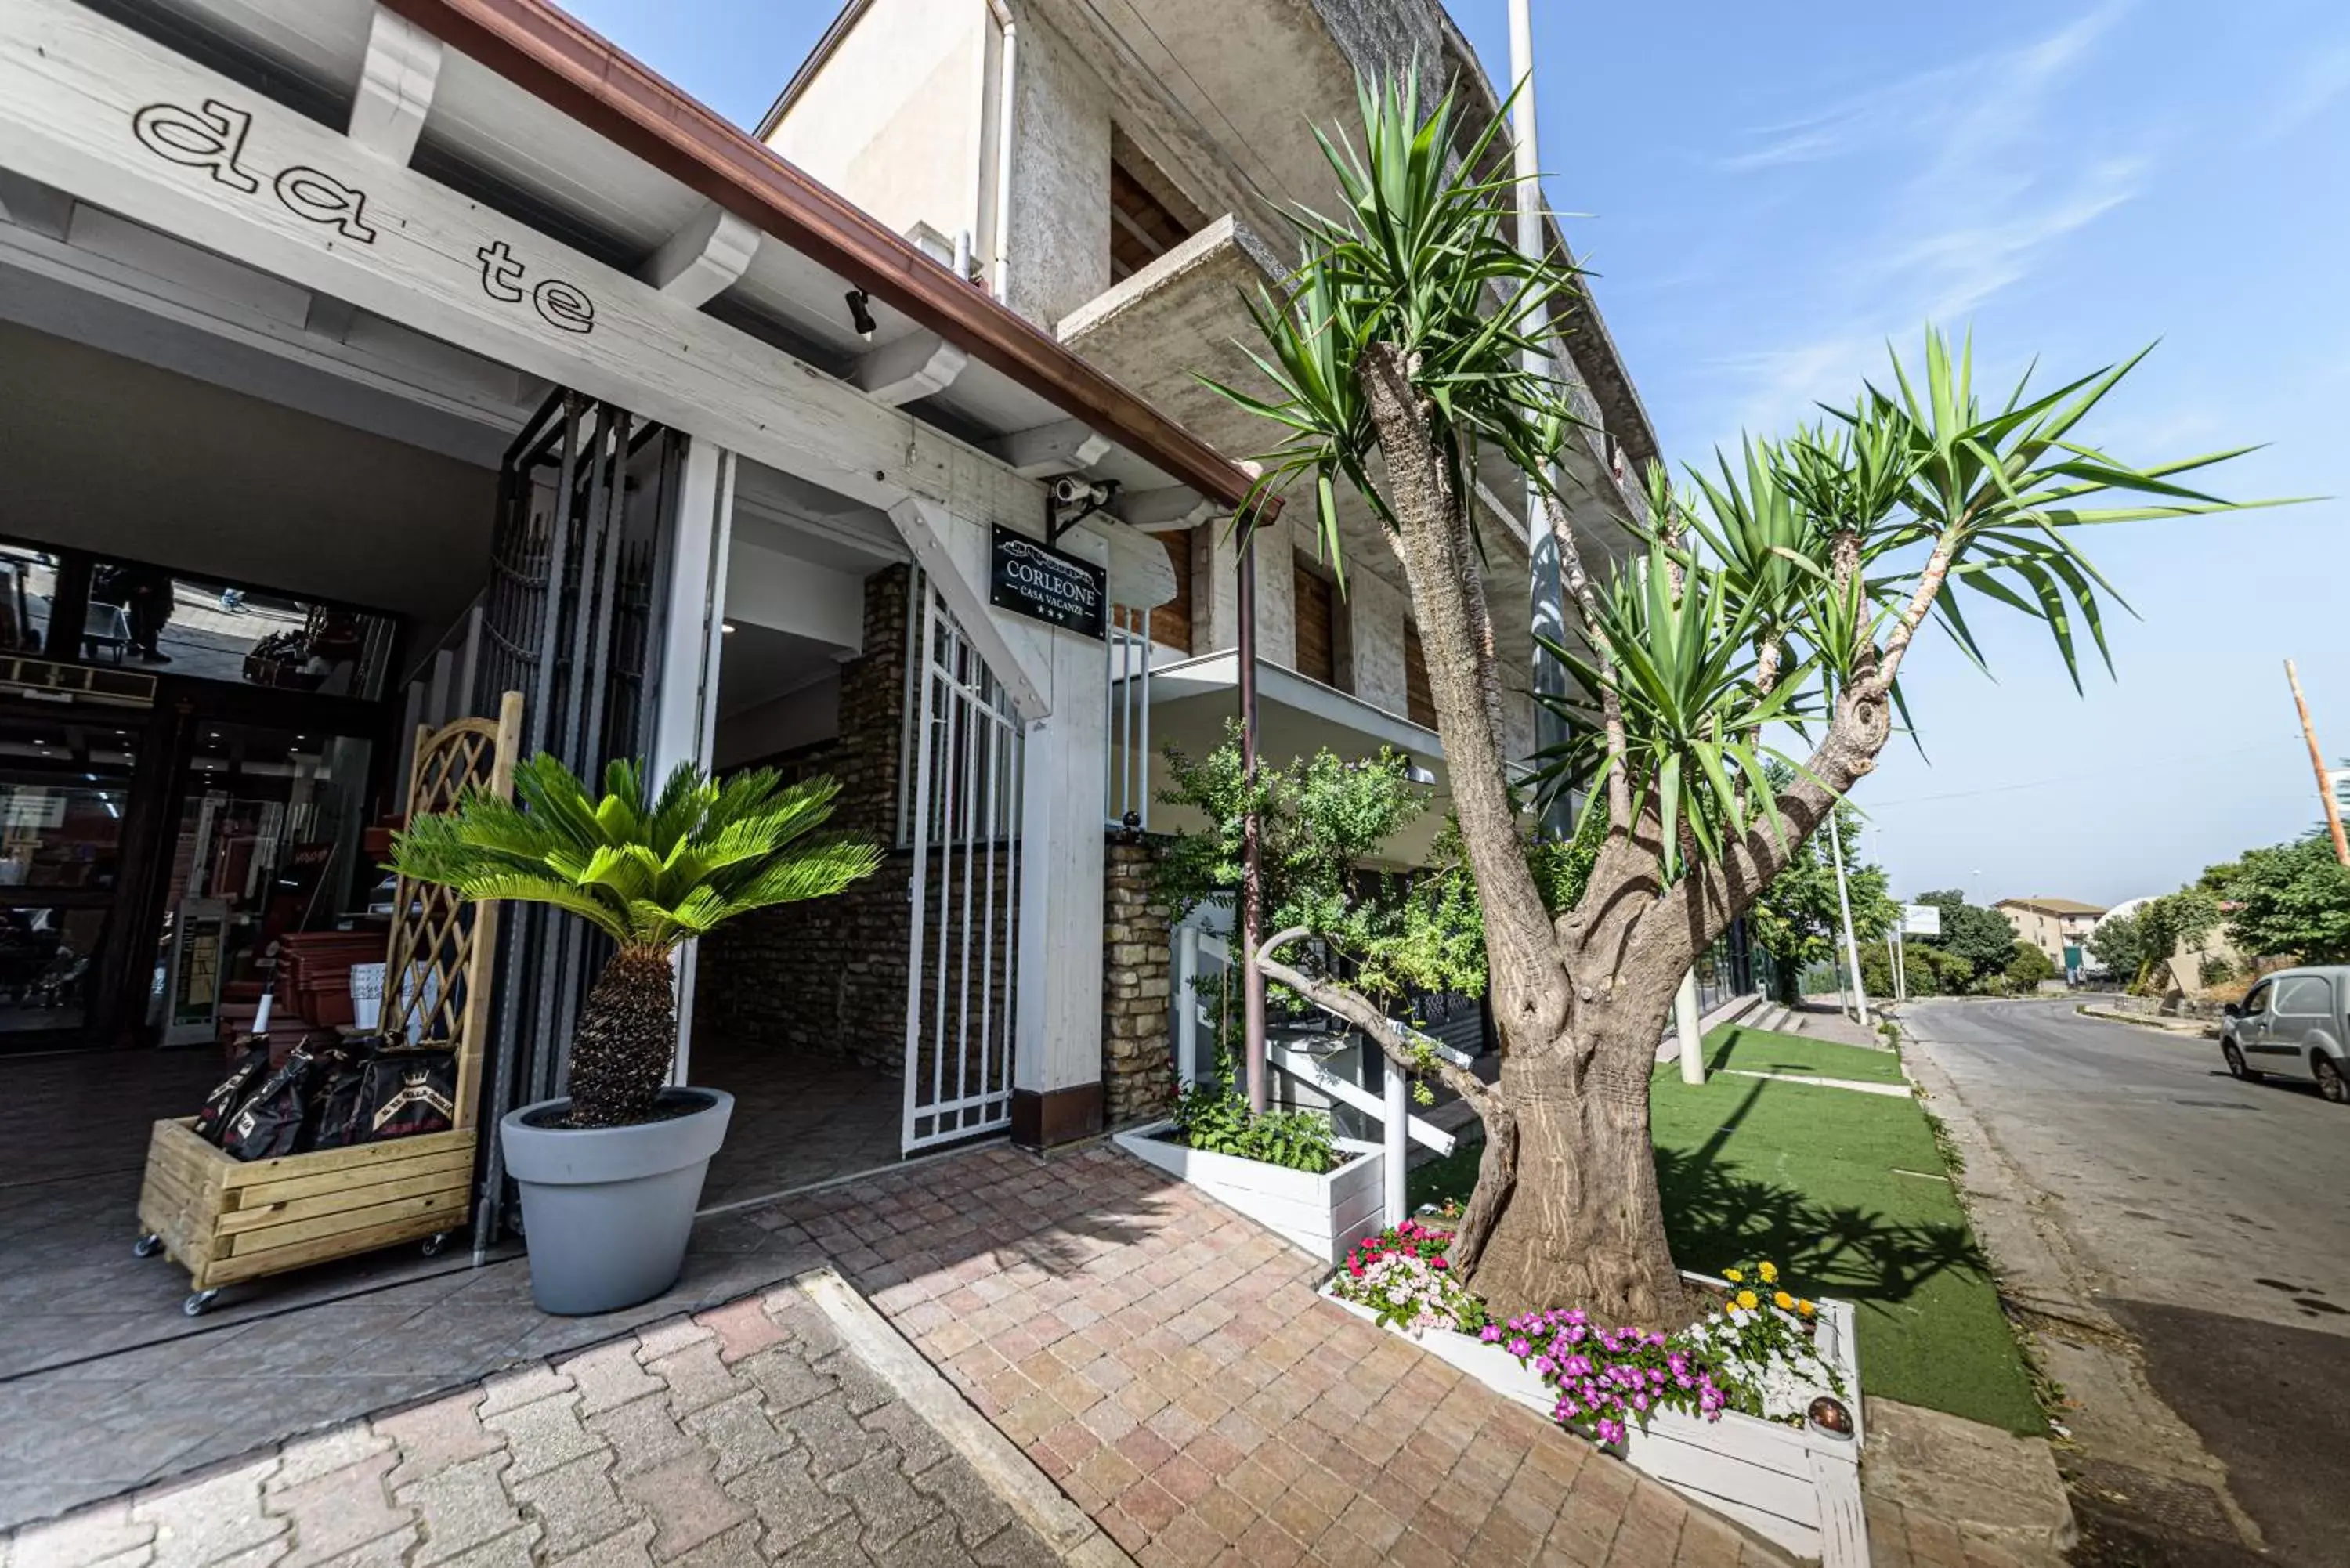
[1908,997,2350,1566]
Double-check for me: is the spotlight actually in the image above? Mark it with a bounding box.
[844,287,877,341]
[721,622,738,634]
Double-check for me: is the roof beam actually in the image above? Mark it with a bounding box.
[0,0,1039,526]
[851,329,967,406]
[991,418,1115,479]
[347,5,443,166]
[0,168,71,238]
[639,203,760,308]
[1114,484,1217,533]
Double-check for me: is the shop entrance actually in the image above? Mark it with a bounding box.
[683,469,1025,1205]
[0,298,504,1360]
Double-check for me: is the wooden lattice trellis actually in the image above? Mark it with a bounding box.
[381,691,523,1129]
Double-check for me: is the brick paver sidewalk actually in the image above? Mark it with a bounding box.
[761,1147,1788,1568]
[2,1285,1067,1568]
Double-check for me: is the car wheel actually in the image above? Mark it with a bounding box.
[2223,1042,2260,1082]
[2316,1057,2348,1104]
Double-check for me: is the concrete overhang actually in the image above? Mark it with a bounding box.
[1057,215,1289,486]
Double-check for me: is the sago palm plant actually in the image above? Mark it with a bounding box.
[389,755,882,1127]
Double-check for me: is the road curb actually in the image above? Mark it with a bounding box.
[797,1268,1137,1568]
[2074,1003,2216,1039]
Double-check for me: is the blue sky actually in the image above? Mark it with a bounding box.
[562,0,2348,909]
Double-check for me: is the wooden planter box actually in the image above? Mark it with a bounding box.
[139,1118,477,1291]
[1321,1277,1867,1567]
[132,696,519,1311]
[1112,1121,1383,1265]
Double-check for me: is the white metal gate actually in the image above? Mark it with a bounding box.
[899,576,1024,1151]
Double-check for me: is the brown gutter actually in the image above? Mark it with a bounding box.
[378,0,1260,512]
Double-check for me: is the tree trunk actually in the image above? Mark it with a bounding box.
[1465,1030,1695,1328]
[566,944,678,1127]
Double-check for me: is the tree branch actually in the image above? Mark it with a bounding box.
[1867,529,1961,696]
[1257,927,1495,1111]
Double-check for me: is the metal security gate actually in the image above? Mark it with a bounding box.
[899,574,1023,1151]
[471,388,682,1244]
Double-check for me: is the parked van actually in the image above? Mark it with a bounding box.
[2221,966,2350,1102]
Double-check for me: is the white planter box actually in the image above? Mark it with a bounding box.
[1113,1121,1383,1265]
[1320,1276,1867,1567]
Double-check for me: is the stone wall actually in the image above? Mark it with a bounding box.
[1102,836,1175,1124]
[694,567,913,1075]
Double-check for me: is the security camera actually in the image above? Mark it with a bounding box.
[1050,475,1115,510]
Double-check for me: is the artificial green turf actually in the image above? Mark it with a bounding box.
[1405,1057,2044,1435]
[1700,1023,1908,1085]
[1647,1067,2044,1434]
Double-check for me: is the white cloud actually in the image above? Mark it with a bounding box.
[1703,2,2147,447]
[2258,44,2350,143]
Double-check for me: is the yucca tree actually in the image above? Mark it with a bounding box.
[1206,70,2275,1324]
[390,756,882,1127]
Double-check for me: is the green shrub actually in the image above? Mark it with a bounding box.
[1169,1053,1337,1173]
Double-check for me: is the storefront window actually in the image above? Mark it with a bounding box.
[0,904,108,1032]
[151,724,374,1034]
[6,543,396,701]
[0,724,134,891]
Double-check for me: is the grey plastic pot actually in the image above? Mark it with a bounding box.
[500,1088,733,1315]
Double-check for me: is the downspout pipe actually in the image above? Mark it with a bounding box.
[985,0,1018,303]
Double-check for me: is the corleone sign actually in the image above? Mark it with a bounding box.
[990,526,1106,640]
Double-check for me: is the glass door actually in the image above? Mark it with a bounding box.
[149,721,375,1043]
[0,714,139,1042]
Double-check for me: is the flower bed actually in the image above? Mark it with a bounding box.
[1322,1226,1867,1566]
[1112,1120,1383,1265]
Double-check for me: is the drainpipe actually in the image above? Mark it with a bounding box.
[984,0,1018,303]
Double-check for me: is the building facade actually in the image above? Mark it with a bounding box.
[759,0,1661,861]
[1996,897,2106,972]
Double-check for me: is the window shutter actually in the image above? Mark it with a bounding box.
[1404,623,1435,728]
[1292,557,1336,686]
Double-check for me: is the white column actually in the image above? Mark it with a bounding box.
[1383,1049,1408,1227]
[1676,970,1705,1085]
[651,439,736,1085]
[1011,533,1110,1134]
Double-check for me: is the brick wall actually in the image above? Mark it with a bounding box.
[694,567,912,1075]
[1103,836,1174,1124]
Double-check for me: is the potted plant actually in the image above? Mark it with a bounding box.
[391,755,880,1313]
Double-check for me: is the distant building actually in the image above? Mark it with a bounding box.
[1995,898,2106,970]
[2096,896,2247,992]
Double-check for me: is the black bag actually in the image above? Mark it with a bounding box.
[304,1059,371,1151]
[221,1041,330,1161]
[357,1047,457,1142]
[295,1035,386,1152]
[194,1041,272,1147]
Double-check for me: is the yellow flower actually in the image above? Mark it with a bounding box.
[1759,1262,1778,1284]
[1798,1299,1817,1317]
[1735,1289,1759,1311]
[1723,1268,1744,1284]
[1773,1291,1795,1311]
